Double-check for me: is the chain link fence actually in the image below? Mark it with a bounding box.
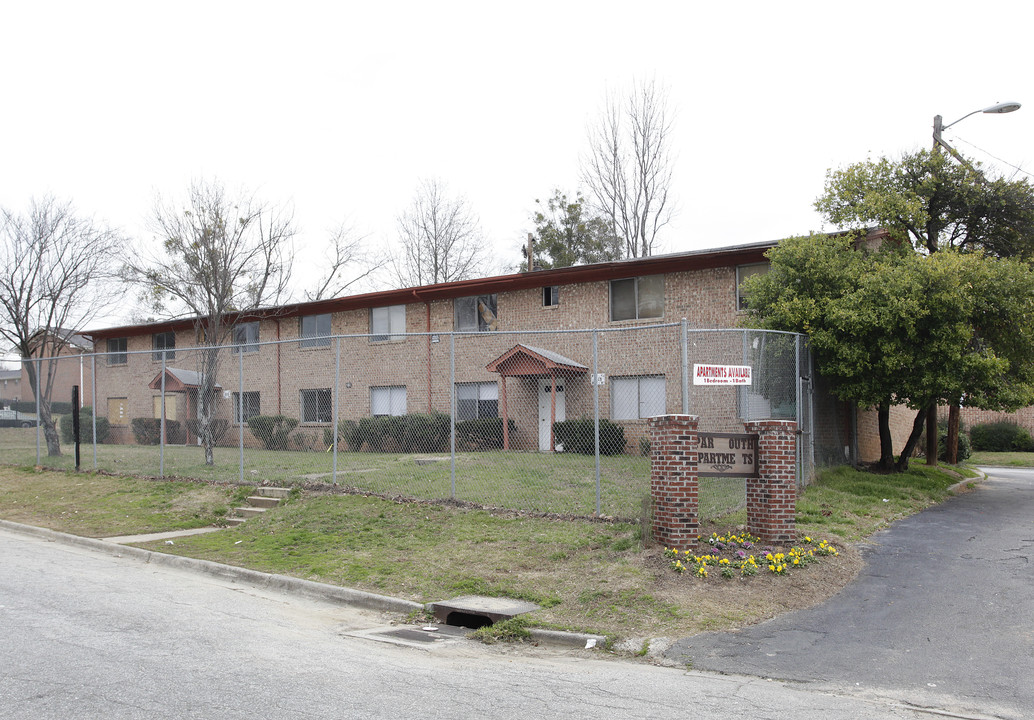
[1,324,817,522]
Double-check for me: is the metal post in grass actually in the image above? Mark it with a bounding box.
[91,354,98,470]
[34,357,41,465]
[333,336,340,485]
[795,333,802,489]
[159,352,167,477]
[593,329,601,515]
[742,330,750,422]
[238,346,244,486]
[681,318,689,414]
[449,333,456,500]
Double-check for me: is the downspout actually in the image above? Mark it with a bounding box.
[275,318,282,414]
[422,295,431,413]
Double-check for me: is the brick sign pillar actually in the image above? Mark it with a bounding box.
[647,414,699,552]
[744,420,798,543]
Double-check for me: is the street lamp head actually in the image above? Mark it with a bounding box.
[983,102,1021,114]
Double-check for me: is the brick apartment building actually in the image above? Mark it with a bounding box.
[82,241,876,461]
[4,330,94,411]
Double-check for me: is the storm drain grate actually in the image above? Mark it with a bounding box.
[346,624,468,650]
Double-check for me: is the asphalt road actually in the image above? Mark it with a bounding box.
[0,527,936,720]
[665,467,1034,719]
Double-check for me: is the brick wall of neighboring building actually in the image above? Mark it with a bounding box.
[855,404,918,463]
[958,406,1034,436]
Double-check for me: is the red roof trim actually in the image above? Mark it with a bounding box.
[85,242,775,340]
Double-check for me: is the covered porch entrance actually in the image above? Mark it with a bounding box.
[485,344,587,452]
[148,368,223,445]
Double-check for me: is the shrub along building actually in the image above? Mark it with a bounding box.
[83,241,868,466]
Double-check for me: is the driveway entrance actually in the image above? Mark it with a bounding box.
[664,468,1034,718]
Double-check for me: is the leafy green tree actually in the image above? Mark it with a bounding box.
[744,233,1034,471]
[816,148,1034,462]
[816,149,1034,257]
[523,190,622,270]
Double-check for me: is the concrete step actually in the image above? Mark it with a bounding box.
[234,506,267,518]
[223,516,247,527]
[254,487,291,499]
[246,495,281,509]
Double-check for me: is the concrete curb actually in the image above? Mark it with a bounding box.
[0,519,606,650]
[528,628,607,649]
[0,519,423,616]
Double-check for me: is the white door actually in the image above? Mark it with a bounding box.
[538,378,566,452]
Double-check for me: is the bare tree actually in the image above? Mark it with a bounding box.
[0,197,123,456]
[391,178,488,287]
[581,79,676,258]
[304,222,386,301]
[125,180,295,465]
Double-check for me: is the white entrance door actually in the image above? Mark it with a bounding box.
[538,377,566,452]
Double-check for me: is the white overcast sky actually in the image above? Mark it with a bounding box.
[3,0,1033,325]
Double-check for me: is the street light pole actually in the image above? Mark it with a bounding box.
[928,101,1021,465]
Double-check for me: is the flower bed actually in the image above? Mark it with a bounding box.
[664,532,839,579]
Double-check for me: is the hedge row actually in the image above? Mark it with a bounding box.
[969,421,1034,452]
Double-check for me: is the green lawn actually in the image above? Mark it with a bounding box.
[0,428,745,521]
[967,451,1034,467]
[0,462,965,639]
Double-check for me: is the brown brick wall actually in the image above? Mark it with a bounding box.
[745,420,797,543]
[90,264,787,448]
[647,414,700,551]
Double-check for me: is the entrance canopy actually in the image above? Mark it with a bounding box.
[486,345,587,452]
[147,368,223,392]
[485,344,587,377]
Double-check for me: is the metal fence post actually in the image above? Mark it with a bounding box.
[795,333,802,488]
[742,329,750,422]
[593,329,601,516]
[681,318,689,414]
[91,354,98,469]
[238,347,244,485]
[333,336,340,485]
[449,333,456,500]
[34,357,41,465]
[159,352,167,477]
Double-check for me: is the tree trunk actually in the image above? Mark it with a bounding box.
[41,409,61,457]
[23,359,62,457]
[876,402,895,471]
[895,406,930,472]
[925,406,938,466]
[946,403,961,464]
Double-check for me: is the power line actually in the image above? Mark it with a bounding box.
[952,134,1033,180]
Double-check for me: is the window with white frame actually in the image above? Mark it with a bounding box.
[371,385,407,416]
[370,305,405,342]
[300,388,332,423]
[454,294,498,332]
[611,375,665,420]
[736,263,769,311]
[232,322,260,353]
[455,381,498,421]
[299,314,331,348]
[610,276,664,321]
[542,286,559,307]
[152,331,176,361]
[232,391,261,423]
